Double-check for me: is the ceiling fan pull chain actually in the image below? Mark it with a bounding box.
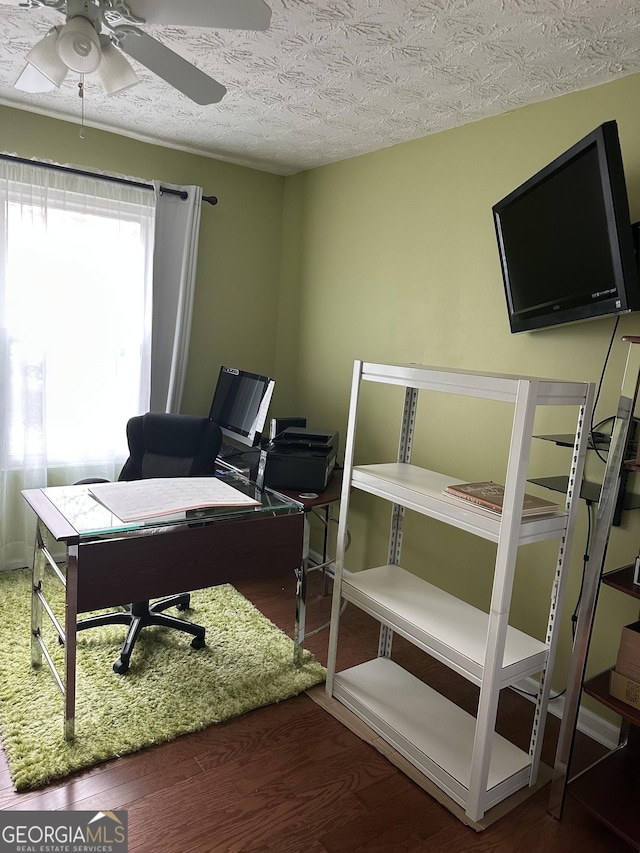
[78,74,86,139]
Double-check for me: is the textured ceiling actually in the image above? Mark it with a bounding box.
[1,0,640,176]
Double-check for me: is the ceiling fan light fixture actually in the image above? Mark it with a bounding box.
[14,62,58,94]
[26,28,69,87]
[56,15,101,74]
[97,39,139,96]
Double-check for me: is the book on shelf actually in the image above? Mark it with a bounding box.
[442,481,559,517]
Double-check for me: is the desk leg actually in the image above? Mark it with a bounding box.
[294,564,306,665]
[30,522,45,668]
[64,544,79,741]
[321,506,331,596]
[302,513,311,571]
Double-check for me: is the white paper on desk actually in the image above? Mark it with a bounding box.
[88,478,260,522]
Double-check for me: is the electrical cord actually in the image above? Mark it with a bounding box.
[571,499,595,644]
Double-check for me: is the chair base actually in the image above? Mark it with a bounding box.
[77,593,206,674]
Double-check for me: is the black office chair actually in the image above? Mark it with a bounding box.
[77,412,223,674]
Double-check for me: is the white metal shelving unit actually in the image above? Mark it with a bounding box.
[325,361,594,823]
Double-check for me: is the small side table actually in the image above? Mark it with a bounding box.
[277,471,343,639]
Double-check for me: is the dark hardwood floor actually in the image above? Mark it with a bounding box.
[0,568,633,852]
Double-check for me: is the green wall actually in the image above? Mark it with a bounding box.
[4,71,640,702]
[0,105,285,418]
[278,72,640,695]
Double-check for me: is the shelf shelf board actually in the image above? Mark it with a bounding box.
[583,668,640,726]
[534,432,610,451]
[530,474,640,511]
[569,745,640,849]
[342,564,548,688]
[360,363,591,406]
[528,475,603,505]
[353,464,569,545]
[602,565,640,600]
[332,657,532,813]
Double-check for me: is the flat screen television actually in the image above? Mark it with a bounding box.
[208,366,275,450]
[492,120,640,333]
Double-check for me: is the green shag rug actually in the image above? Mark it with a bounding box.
[0,568,326,791]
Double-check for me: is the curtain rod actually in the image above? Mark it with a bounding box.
[0,153,218,205]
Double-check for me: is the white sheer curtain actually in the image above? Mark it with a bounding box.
[0,159,155,570]
[150,181,202,413]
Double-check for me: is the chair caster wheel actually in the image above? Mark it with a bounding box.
[113,658,129,674]
[191,636,205,650]
[177,595,191,612]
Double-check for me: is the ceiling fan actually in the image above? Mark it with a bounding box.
[4,0,272,104]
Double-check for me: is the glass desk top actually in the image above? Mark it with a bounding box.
[23,471,303,542]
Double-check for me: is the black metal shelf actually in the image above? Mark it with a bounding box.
[532,433,640,522]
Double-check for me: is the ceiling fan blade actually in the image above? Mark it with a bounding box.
[14,63,58,93]
[113,27,226,104]
[125,0,271,30]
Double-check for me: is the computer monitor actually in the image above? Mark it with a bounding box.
[208,366,275,449]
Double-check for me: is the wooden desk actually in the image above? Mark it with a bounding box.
[276,470,342,507]
[23,476,304,740]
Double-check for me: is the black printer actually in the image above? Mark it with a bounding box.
[263,427,338,492]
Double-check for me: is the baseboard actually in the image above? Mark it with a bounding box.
[512,676,620,750]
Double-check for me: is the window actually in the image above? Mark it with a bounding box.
[3,186,153,465]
